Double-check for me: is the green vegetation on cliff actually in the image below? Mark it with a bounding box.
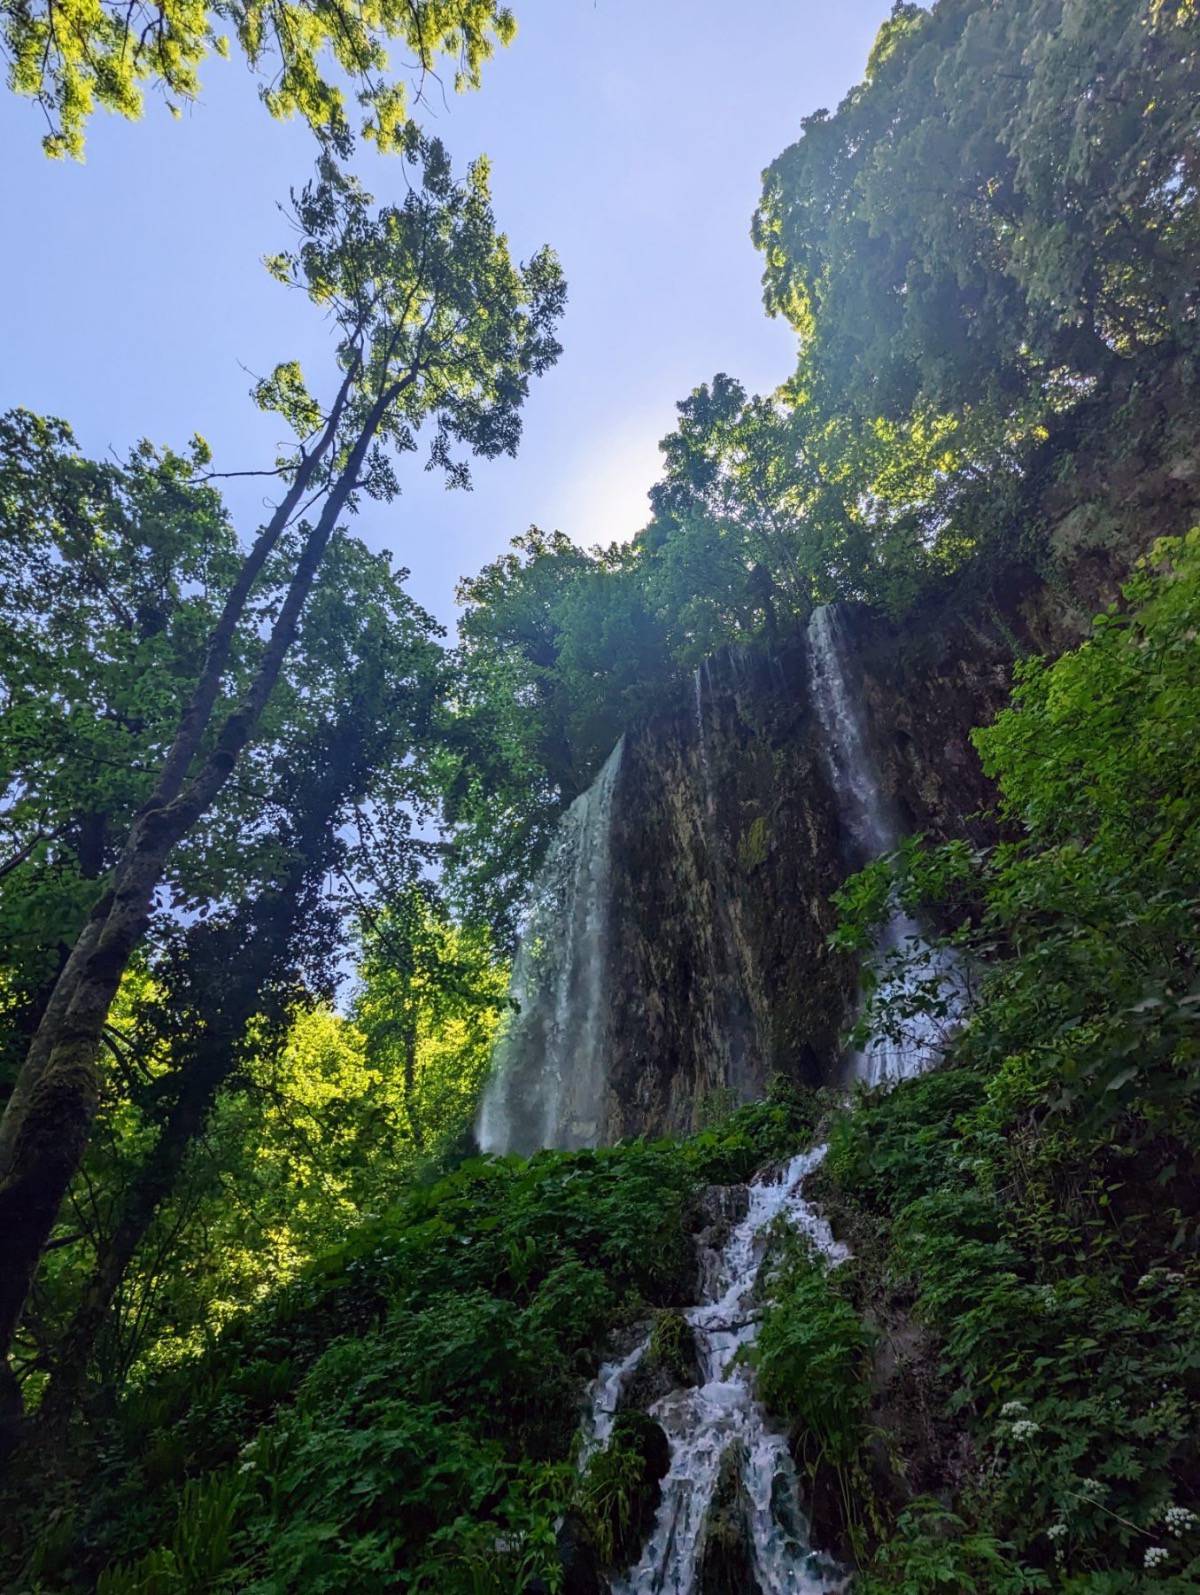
[1,0,1199,1590]
[5,1095,820,1590]
[750,533,1200,1590]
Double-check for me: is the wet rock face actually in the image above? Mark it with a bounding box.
[622,1310,703,1414]
[595,619,1013,1140]
[692,1185,751,1301]
[698,1442,763,1595]
[602,639,855,1141]
[556,1512,604,1595]
[593,466,1189,1142]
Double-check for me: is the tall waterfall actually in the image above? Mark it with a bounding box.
[806,604,962,1084]
[476,738,624,1155]
[584,1150,849,1594]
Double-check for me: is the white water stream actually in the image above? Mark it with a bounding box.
[477,738,624,1154]
[806,605,964,1085]
[585,1149,849,1595]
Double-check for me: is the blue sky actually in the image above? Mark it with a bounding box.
[1,0,893,628]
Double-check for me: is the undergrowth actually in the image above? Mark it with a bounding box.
[4,1087,821,1592]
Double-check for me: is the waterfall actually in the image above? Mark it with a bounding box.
[693,662,715,818]
[806,604,962,1085]
[583,1150,849,1594]
[476,738,624,1155]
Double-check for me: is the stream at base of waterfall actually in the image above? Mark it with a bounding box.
[583,1148,851,1595]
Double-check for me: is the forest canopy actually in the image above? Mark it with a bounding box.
[2,0,518,157]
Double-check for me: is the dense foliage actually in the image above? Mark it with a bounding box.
[755,0,1200,419]
[442,3,1200,907]
[3,0,517,158]
[757,533,1200,1590]
[0,126,563,1415]
[2,1093,820,1590]
[3,1,1199,1591]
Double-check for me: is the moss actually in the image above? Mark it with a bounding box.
[737,813,770,873]
[645,1309,698,1386]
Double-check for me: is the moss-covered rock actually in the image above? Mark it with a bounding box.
[578,1410,671,1573]
[698,1441,762,1595]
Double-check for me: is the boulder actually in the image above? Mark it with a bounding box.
[698,1441,763,1595]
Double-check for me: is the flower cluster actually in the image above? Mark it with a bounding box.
[1137,1267,1187,1290]
[1144,1545,1170,1571]
[1010,1419,1041,1441]
[1163,1505,1198,1538]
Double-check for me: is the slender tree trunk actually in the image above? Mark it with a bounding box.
[38,708,371,1423]
[38,1065,224,1426]
[404,1028,425,1153]
[0,372,351,1181]
[0,380,398,1396]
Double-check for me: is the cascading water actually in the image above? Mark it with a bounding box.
[806,604,963,1084]
[476,738,624,1154]
[583,1149,849,1594]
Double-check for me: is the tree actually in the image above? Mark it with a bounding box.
[0,411,244,1100]
[753,0,1200,422]
[634,373,981,643]
[447,528,670,941]
[353,886,507,1157]
[638,374,832,654]
[0,134,564,1414]
[30,532,444,1422]
[3,0,517,158]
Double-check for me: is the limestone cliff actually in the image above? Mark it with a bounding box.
[479,370,1200,1150]
[603,640,852,1140]
[597,610,1013,1141]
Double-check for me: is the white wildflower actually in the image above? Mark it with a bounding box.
[1047,1523,1067,1541]
[1010,1419,1041,1441]
[1079,1478,1105,1498]
[999,1400,1028,1419]
[1144,1545,1170,1571]
[1164,1505,1199,1537]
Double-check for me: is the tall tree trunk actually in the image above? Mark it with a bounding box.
[38,710,371,1424]
[0,380,398,1400]
[0,368,352,1181]
[38,1060,228,1426]
[404,1028,425,1153]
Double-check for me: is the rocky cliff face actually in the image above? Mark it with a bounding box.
[597,562,1146,1138]
[602,640,852,1141]
[597,609,1017,1141]
[493,372,1200,1148]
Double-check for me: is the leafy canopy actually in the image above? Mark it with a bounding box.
[3,0,517,158]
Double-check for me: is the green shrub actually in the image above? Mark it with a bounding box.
[12,1098,816,1591]
[750,1242,872,1487]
